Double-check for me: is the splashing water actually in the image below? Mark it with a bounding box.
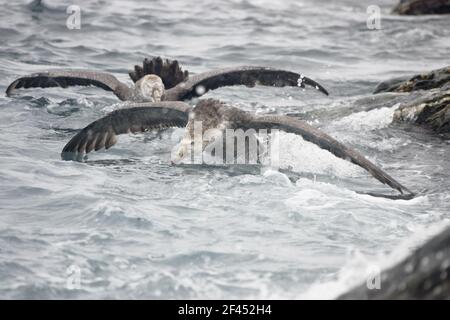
[0,0,449,299]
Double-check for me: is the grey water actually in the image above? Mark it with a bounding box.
[0,0,449,299]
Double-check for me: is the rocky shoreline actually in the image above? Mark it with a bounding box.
[338,226,450,299]
[393,0,450,15]
[338,4,450,299]
[374,66,450,139]
[339,68,449,298]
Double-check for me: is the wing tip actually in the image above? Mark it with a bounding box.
[303,76,329,95]
[399,186,415,197]
[382,172,415,198]
[318,86,329,96]
[363,191,416,200]
[61,151,85,162]
[61,131,88,161]
[5,79,20,97]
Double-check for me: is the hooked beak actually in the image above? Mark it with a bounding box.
[171,140,189,165]
[152,87,164,102]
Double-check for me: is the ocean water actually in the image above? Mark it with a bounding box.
[0,0,449,299]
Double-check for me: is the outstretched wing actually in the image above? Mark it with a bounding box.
[165,66,329,101]
[245,114,413,195]
[61,102,191,161]
[6,70,133,101]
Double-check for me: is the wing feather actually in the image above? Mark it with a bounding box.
[61,102,191,161]
[246,114,413,195]
[6,69,132,101]
[165,66,328,101]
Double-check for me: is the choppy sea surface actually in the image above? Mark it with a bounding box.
[0,0,449,299]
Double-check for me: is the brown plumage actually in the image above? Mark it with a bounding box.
[6,57,328,102]
[129,57,189,89]
[61,99,413,198]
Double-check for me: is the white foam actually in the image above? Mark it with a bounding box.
[331,105,397,132]
[299,221,450,299]
[277,132,364,177]
[262,168,292,186]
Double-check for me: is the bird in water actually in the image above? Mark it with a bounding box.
[5,57,328,102]
[6,57,413,198]
[60,98,414,199]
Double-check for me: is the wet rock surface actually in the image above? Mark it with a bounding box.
[374,67,450,94]
[338,226,450,299]
[393,0,450,15]
[393,85,450,137]
[374,67,450,137]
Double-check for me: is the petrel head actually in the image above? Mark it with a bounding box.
[135,74,165,102]
[171,100,230,165]
[171,125,224,165]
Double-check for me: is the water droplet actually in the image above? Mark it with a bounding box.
[421,257,430,267]
[441,259,450,270]
[404,262,414,273]
[195,85,206,95]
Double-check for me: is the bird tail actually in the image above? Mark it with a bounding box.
[129,57,189,89]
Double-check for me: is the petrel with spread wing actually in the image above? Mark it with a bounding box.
[6,57,328,102]
[61,99,414,199]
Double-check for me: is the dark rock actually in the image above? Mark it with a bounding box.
[393,85,450,137]
[338,226,450,299]
[393,0,450,15]
[374,66,450,94]
[374,67,450,137]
